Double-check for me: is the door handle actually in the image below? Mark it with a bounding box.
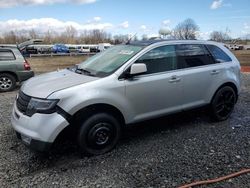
[169,76,181,83]
[211,70,220,75]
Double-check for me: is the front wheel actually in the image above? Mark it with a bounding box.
[78,113,121,155]
[210,86,237,121]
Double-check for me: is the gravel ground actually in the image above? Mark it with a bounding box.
[0,74,250,188]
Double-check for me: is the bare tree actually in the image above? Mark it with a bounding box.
[113,34,129,44]
[29,29,38,39]
[44,30,53,44]
[0,36,3,43]
[173,18,199,40]
[210,31,231,42]
[3,31,18,44]
[1,28,113,44]
[77,30,112,44]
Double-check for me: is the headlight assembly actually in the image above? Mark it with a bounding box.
[26,98,59,116]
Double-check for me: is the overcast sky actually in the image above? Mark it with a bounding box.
[0,0,250,39]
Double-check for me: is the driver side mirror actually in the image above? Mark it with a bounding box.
[130,63,147,75]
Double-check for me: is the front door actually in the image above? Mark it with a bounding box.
[124,45,183,122]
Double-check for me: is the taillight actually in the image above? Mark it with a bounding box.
[24,59,31,70]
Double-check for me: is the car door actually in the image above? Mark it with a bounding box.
[124,45,183,122]
[175,44,223,109]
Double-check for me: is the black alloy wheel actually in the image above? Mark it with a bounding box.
[210,86,236,121]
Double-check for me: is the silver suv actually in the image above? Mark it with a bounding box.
[11,40,241,155]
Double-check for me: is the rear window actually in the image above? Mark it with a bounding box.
[206,45,232,63]
[0,50,15,61]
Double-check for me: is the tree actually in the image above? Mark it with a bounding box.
[61,26,78,43]
[3,31,18,44]
[173,18,199,40]
[210,31,231,42]
[44,30,53,44]
[29,29,38,39]
[113,34,129,44]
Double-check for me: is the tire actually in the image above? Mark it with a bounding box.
[0,73,16,92]
[210,86,236,121]
[77,113,121,156]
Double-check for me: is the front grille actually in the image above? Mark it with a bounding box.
[16,91,31,114]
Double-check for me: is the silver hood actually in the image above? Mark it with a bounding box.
[21,69,99,98]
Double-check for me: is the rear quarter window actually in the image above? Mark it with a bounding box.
[0,50,15,61]
[206,45,232,63]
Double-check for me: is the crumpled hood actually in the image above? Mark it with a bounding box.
[21,69,99,98]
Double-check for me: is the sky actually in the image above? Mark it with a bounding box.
[0,0,250,39]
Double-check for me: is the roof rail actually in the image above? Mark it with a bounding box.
[128,39,174,46]
[0,44,17,48]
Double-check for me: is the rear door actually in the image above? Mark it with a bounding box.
[0,49,17,72]
[175,44,222,109]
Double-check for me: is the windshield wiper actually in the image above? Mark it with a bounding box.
[75,67,96,76]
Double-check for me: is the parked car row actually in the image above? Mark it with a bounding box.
[225,44,248,50]
[22,43,112,55]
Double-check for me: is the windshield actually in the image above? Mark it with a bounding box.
[78,45,143,77]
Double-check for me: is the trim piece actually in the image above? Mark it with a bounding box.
[56,106,72,123]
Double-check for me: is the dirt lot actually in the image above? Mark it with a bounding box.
[1,58,250,187]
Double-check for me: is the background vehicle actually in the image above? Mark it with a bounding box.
[23,46,38,56]
[36,45,53,54]
[90,46,100,53]
[98,43,112,51]
[76,45,91,53]
[11,40,241,155]
[68,46,78,53]
[52,44,70,53]
[0,45,34,92]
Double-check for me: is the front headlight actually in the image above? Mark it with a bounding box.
[26,98,59,116]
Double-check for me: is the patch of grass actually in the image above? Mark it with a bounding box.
[27,55,89,73]
[232,50,250,66]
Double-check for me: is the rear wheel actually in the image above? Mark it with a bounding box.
[0,73,16,92]
[210,86,236,121]
[78,113,121,155]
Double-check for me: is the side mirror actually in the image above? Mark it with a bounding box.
[130,63,147,75]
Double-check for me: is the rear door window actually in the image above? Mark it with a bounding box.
[206,45,232,63]
[176,44,214,69]
[0,50,15,61]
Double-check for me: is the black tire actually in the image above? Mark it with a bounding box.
[77,113,121,155]
[0,73,16,92]
[210,86,236,121]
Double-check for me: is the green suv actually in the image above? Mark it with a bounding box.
[0,45,34,92]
